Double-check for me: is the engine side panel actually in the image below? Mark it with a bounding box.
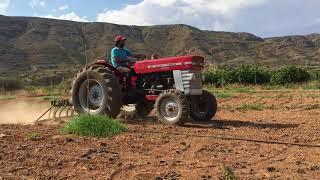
[133,56,203,74]
[173,70,203,96]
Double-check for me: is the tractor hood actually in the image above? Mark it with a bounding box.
[133,55,204,74]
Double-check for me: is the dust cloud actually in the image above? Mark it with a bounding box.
[0,99,50,125]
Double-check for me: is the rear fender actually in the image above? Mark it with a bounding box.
[94,60,122,77]
[93,60,126,87]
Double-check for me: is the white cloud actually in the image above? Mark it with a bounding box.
[96,0,265,31]
[59,4,69,11]
[30,0,46,9]
[44,12,88,22]
[0,0,10,14]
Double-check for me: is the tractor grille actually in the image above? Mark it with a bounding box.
[173,70,203,95]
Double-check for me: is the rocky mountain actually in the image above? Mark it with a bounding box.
[0,15,319,85]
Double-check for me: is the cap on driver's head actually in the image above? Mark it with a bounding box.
[114,35,126,42]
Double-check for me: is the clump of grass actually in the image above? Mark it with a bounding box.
[25,86,62,97]
[216,91,233,99]
[237,103,266,111]
[62,114,126,138]
[222,165,238,180]
[0,95,16,100]
[302,81,320,90]
[28,131,43,141]
[235,87,255,94]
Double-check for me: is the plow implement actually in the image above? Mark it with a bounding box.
[36,99,74,122]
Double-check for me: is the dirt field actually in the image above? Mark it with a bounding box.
[0,90,320,179]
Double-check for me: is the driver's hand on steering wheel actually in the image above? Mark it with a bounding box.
[135,54,146,60]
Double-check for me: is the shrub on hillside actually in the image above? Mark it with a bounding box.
[204,68,237,86]
[204,65,271,86]
[0,78,24,91]
[310,69,320,81]
[204,68,223,85]
[222,67,238,84]
[236,65,271,84]
[56,79,72,94]
[270,66,311,85]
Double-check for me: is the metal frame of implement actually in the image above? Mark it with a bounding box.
[36,99,74,122]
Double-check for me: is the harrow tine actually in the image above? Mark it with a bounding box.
[66,106,70,116]
[65,106,70,117]
[36,99,74,123]
[36,106,54,122]
[58,105,68,119]
[53,107,61,120]
[48,108,52,120]
[66,106,73,117]
[52,107,56,120]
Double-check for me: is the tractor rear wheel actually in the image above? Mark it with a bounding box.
[190,90,217,121]
[71,65,122,117]
[155,90,189,125]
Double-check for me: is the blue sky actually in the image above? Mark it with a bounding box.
[4,0,142,21]
[1,0,320,37]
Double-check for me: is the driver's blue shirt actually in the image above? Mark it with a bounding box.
[111,47,132,67]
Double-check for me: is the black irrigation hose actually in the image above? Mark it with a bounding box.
[127,130,320,148]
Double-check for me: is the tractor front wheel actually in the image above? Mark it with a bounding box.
[155,90,189,125]
[189,90,217,121]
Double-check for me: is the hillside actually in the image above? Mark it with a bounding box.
[0,15,320,85]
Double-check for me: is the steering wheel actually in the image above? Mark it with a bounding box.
[136,54,147,61]
[127,54,147,67]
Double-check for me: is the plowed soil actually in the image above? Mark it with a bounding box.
[0,90,320,179]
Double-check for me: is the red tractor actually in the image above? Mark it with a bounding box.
[71,55,217,125]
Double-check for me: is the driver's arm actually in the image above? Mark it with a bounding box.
[114,57,128,63]
[126,48,146,59]
[132,54,147,59]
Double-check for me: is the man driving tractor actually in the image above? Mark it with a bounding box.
[70,35,217,125]
[111,35,146,74]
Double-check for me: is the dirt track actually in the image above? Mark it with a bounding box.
[0,91,320,179]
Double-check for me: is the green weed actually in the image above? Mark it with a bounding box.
[62,114,126,138]
[28,131,43,141]
[223,165,238,180]
[0,95,16,100]
[237,103,266,111]
[235,87,255,94]
[215,91,233,99]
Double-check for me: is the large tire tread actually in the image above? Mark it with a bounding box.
[190,90,217,121]
[155,89,189,125]
[71,65,122,118]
